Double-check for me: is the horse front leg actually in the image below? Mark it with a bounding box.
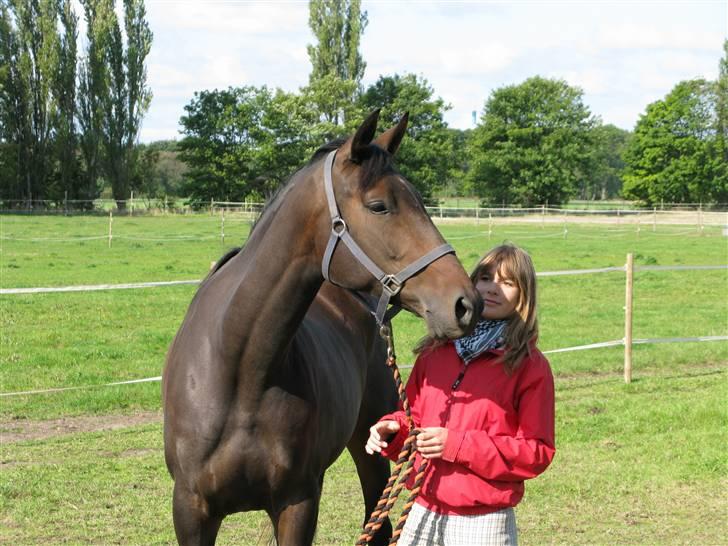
[172,481,223,546]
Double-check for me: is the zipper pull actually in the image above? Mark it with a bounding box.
[451,370,465,390]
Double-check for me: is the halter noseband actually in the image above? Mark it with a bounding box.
[321,149,455,326]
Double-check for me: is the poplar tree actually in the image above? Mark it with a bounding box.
[306,0,367,129]
[77,0,104,201]
[716,40,727,163]
[78,0,152,209]
[54,0,78,200]
[0,2,27,199]
[1,0,60,202]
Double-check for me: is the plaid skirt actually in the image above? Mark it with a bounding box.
[397,502,518,546]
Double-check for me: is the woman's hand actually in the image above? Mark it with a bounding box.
[365,420,400,455]
[416,427,449,459]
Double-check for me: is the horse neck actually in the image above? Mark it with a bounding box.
[220,169,325,387]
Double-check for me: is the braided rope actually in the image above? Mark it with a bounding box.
[356,347,425,546]
[389,459,428,544]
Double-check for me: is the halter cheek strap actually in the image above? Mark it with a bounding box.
[320,149,455,326]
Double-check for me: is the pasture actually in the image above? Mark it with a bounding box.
[1,214,727,545]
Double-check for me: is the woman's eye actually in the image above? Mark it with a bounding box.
[367,201,389,214]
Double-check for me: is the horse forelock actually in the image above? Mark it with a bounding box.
[311,138,399,192]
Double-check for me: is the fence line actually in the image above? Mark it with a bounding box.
[2,223,723,245]
[3,264,725,295]
[2,335,726,398]
[0,280,200,295]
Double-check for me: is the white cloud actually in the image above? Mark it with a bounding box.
[132,0,727,140]
[595,23,724,51]
[147,1,308,34]
[555,69,611,95]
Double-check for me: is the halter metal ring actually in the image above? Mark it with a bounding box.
[332,216,347,236]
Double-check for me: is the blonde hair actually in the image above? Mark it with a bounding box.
[415,243,539,373]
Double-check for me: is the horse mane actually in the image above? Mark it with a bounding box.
[203,247,242,282]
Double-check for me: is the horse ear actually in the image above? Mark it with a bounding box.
[348,109,380,163]
[373,111,409,156]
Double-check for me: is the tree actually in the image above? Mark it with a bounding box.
[467,76,597,206]
[359,73,456,200]
[1,0,61,202]
[579,124,631,200]
[178,86,318,206]
[0,2,27,200]
[622,78,727,205]
[306,0,367,127]
[53,0,79,201]
[90,0,152,209]
[139,140,188,198]
[716,40,727,164]
[77,0,105,202]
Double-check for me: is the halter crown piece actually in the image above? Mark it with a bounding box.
[321,150,456,327]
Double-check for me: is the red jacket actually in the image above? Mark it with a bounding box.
[379,342,555,515]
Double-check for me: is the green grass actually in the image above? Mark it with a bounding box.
[1,363,725,545]
[0,214,726,544]
[1,216,726,417]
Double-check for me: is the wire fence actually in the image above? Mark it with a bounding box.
[3,197,727,219]
[1,260,725,396]
[2,204,726,249]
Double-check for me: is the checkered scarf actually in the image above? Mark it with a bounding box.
[454,319,507,364]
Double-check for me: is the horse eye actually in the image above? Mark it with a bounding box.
[367,201,389,215]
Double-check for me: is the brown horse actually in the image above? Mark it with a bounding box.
[162,111,481,545]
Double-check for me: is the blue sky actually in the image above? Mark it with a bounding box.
[138,0,727,142]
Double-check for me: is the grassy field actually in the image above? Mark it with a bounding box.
[1,214,727,545]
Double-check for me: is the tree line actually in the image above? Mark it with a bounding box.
[1,0,725,209]
[177,1,727,207]
[0,0,152,209]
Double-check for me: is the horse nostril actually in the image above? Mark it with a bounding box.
[455,296,474,327]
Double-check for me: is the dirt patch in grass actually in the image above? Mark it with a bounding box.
[0,410,162,443]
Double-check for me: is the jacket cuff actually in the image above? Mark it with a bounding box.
[378,413,409,459]
[442,429,465,462]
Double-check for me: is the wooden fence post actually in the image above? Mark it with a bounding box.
[624,253,634,384]
[108,210,113,248]
[221,208,225,247]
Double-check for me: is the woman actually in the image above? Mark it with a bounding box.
[366,243,555,545]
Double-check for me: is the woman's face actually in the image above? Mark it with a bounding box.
[474,263,520,320]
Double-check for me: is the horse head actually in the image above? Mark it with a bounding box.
[316,110,482,339]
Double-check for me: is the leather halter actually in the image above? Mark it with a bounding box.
[321,150,455,326]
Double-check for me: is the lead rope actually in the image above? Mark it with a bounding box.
[356,326,429,546]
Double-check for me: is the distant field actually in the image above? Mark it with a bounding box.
[1,214,726,545]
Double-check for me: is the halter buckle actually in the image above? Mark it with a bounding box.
[381,274,402,296]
